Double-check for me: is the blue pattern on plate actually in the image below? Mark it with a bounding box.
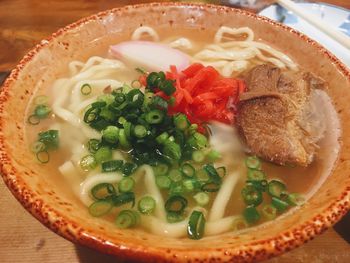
[276,5,298,24]
[339,15,350,36]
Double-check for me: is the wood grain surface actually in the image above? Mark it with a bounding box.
[0,1,349,262]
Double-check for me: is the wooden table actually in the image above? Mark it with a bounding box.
[0,1,349,262]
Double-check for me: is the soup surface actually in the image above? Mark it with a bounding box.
[25,25,340,239]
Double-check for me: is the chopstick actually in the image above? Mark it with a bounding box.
[277,0,350,50]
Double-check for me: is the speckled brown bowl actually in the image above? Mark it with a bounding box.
[0,2,349,262]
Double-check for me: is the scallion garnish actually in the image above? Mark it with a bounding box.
[80,154,97,171]
[243,205,260,224]
[34,104,51,119]
[261,204,277,220]
[165,195,188,215]
[180,163,195,178]
[118,177,135,193]
[89,200,113,217]
[115,209,139,228]
[241,184,263,206]
[245,156,261,170]
[193,192,209,206]
[187,210,206,240]
[271,196,289,212]
[101,159,124,172]
[81,83,92,95]
[36,150,50,164]
[91,183,115,200]
[138,196,156,215]
[267,180,286,198]
[156,176,171,189]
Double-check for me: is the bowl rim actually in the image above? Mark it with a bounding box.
[0,2,349,262]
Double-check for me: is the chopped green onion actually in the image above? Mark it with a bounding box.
[203,164,221,184]
[192,150,205,163]
[122,83,131,94]
[102,126,119,144]
[145,109,164,124]
[30,141,46,153]
[206,150,221,162]
[34,95,48,105]
[153,163,169,176]
[232,217,248,231]
[196,169,210,182]
[287,193,305,206]
[261,204,277,220]
[271,196,289,212]
[122,162,138,176]
[34,104,51,119]
[169,182,185,195]
[87,139,100,153]
[126,89,144,108]
[156,132,169,144]
[94,146,112,163]
[99,107,115,122]
[27,114,40,125]
[118,129,131,149]
[115,209,139,228]
[243,205,260,224]
[156,175,171,189]
[135,67,146,74]
[201,182,220,192]
[83,107,100,123]
[80,154,97,171]
[241,184,263,206]
[131,80,142,89]
[183,179,195,192]
[133,125,148,138]
[114,93,126,105]
[165,195,187,214]
[98,94,115,105]
[81,83,92,95]
[160,79,176,95]
[193,192,209,206]
[163,141,181,160]
[187,210,206,240]
[247,180,268,192]
[193,132,208,149]
[36,150,50,163]
[216,167,226,178]
[91,183,115,200]
[138,196,156,215]
[90,119,109,131]
[150,96,168,110]
[180,163,195,178]
[91,101,107,108]
[247,169,266,181]
[173,114,189,131]
[89,200,113,217]
[38,130,59,149]
[169,96,176,106]
[118,177,135,193]
[123,121,132,139]
[101,159,124,172]
[168,169,183,182]
[245,156,261,170]
[268,180,286,198]
[109,192,135,207]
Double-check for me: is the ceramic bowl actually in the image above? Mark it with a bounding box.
[0,3,349,262]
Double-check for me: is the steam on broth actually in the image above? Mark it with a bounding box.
[26,26,340,239]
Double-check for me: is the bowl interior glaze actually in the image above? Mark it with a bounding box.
[0,3,349,262]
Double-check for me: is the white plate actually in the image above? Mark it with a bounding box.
[259,2,350,67]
